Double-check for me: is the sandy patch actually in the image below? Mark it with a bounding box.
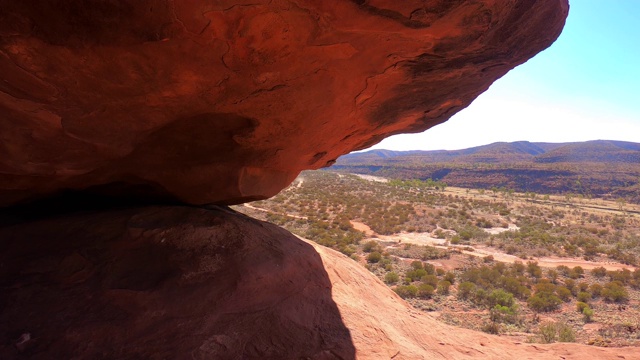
[484,224,519,235]
[350,220,374,236]
[353,174,389,183]
[393,232,447,247]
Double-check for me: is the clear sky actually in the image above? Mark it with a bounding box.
[368,1,640,151]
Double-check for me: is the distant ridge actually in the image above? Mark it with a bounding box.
[341,140,640,165]
[332,140,640,203]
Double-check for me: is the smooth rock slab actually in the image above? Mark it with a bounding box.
[0,206,354,359]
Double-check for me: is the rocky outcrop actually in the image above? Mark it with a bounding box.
[0,0,568,206]
[1,2,595,359]
[2,206,638,359]
[0,206,355,359]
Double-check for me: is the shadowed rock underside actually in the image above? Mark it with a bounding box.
[0,0,568,206]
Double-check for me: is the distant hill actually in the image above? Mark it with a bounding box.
[332,140,640,203]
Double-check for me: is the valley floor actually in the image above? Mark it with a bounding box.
[233,170,640,348]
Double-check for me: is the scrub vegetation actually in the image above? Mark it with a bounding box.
[234,170,640,346]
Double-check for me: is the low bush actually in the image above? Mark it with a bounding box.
[482,322,500,334]
[602,281,629,302]
[417,283,435,299]
[367,251,382,263]
[577,291,591,303]
[384,272,399,284]
[457,281,476,300]
[438,280,452,295]
[591,266,607,277]
[576,301,588,312]
[582,306,594,322]
[538,322,576,343]
[395,285,418,298]
[363,240,379,253]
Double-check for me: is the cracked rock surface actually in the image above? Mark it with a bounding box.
[0,0,568,206]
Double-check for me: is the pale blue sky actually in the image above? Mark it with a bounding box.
[370,1,640,151]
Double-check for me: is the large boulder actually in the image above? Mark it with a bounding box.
[0,206,355,359]
[0,0,568,206]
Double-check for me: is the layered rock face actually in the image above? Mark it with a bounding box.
[0,0,568,206]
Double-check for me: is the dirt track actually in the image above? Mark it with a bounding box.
[352,220,636,271]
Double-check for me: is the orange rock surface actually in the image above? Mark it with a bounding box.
[0,0,568,206]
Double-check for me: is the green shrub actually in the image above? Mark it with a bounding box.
[577,281,590,293]
[363,240,378,253]
[490,304,520,325]
[406,268,428,282]
[556,265,570,276]
[367,251,382,263]
[512,261,526,275]
[634,269,640,284]
[384,263,393,271]
[457,281,476,300]
[556,286,572,302]
[527,261,543,278]
[563,278,575,292]
[444,271,456,284]
[569,266,584,279]
[591,266,607,278]
[528,292,562,312]
[577,291,591,303]
[557,323,576,343]
[384,272,399,284]
[576,301,589,312]
[539,322,557,343]
[394,285,418,298]
[488,289,515,308]
[482,321,500,334]
[589,283,603,298]
[423,262,436,275]
[421,274,439,287]
[602,281,629,302]
[339,245,355,256]
[438,280,451,295]
[608,269,632,284]
[582,306,594,322]
[475,288,488,305]
[417,283,435,299]
[538,321,576,343]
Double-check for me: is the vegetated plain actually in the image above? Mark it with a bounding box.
[332,140,640,204]
[233,170,640,347]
